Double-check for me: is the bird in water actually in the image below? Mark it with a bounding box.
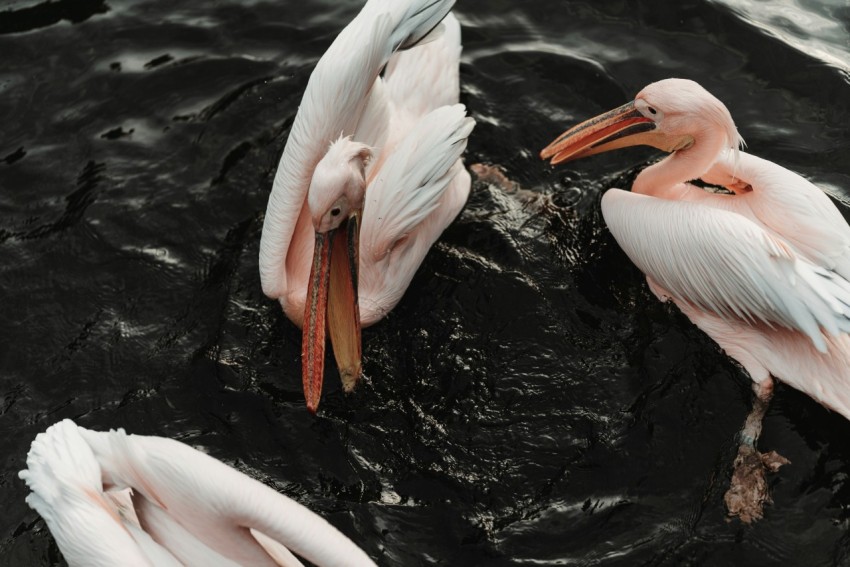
[19,419,376,566]
[541,78,850,522]
[259,0,474,413]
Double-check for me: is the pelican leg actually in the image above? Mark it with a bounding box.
[723,378,790,523]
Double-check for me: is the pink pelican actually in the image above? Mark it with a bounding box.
[258,0,474,413]
[19,419,377,566]
[541,78,850,522]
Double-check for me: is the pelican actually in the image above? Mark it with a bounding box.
[541,78,850,522]
[259,0,475,413]
[19,419,377,566]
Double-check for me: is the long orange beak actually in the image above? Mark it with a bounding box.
[540,101,692,165]
[302,214,362,414]
[327,212,362,394]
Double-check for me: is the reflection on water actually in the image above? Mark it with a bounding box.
[710,0,850,73]
[1,0,849,565]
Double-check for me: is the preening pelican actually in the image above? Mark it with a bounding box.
[541,78,850,522]
[259,0,475,413]
[19,419,376,566]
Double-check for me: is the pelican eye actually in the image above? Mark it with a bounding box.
[331,207,341,217]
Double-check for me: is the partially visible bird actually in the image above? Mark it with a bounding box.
[259,0,475,413]
[541,78,850,522]
[19,419,377,566]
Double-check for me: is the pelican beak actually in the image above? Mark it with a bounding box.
[302,214,362,414]
[327,212,362,394]
[540,101,692,165]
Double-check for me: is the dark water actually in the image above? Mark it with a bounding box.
[2,0,850,564]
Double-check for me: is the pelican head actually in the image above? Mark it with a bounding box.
[540,78,743,165]
[302,136,372,414]
[308,137,371,232]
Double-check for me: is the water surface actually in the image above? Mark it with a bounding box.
[1,0,849,565]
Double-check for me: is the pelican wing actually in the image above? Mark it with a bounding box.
[77,424,377,567]
[602,190,850,352]
[19,420,175,567]
[259,0,456,299]
[383,12,462,120]
[361,104,474,261]
[704,150,850,279]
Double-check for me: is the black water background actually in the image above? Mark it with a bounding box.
[1,0,850,564]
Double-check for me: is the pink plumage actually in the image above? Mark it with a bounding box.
[542,77,850,521]
[19,419,376,566]
[258,0,474,412]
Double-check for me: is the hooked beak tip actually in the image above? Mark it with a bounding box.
[339,366,361,393]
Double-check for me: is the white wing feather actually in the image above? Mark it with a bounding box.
[19,420,170,567]
[602,190,850,352]
[704,150,850,279]
[361,103,474,261]
[384,12,462,119]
